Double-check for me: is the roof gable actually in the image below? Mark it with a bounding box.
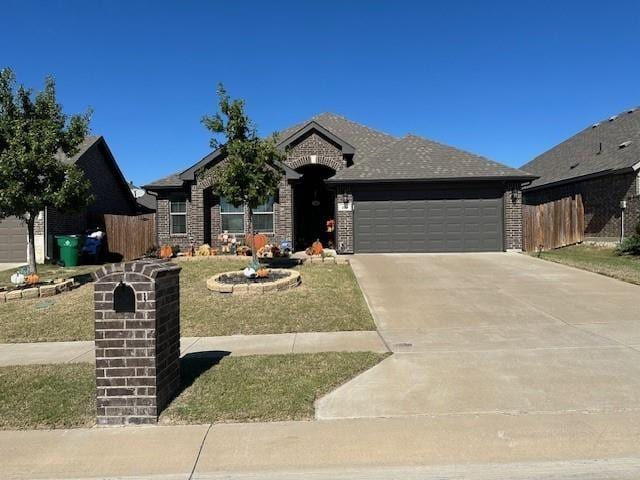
[522,107,640,189]
[277,121,355,154]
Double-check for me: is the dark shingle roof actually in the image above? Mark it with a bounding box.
[144,172,184,189]
[329,134,534,182]
[146,112,533,188]
[522,107,640,189]
[56,135,101,164]
[136,192,157,211]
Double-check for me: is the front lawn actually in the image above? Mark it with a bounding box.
[0,352,388,429]
[0,259,375,343]
[533,244,640,285]
[0,363,95,429]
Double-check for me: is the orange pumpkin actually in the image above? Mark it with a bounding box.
[25,273,40,285]
[160,245,173,259]
[246,233,268,252]
[256,268,269,278]
[311,239,324,256]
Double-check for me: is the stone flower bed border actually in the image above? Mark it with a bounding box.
[206,269,301,295]
[0,279,76,303]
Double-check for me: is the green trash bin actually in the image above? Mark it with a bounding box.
[55,235,84,267]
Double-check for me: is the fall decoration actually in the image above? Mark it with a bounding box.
[256,268,269,278]
[311,239,324,255]
[246,233,268,252]
[196,244,211,256]
[326,219,335,233]
[25,273,40,285]
[160,245,173,259]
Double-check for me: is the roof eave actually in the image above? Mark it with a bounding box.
[326,175,538,185]
[142,183,186,191]
[523,167,633,192]
[179,148,224,181]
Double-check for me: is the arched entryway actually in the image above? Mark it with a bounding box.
[293,164,336,250]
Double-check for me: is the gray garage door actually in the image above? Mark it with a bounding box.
[0,216,27,262]
[354,185,504,253]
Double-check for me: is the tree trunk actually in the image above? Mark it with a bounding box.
[26,214,37,274]
[248,206,258,264]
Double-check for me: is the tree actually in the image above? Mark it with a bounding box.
[0,68,92,273]
[201,84,285,262]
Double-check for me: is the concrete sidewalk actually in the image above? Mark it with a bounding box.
[1,414,640,479]
[0,331,387,366]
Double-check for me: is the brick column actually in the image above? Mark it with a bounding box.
[190,183,204,245]
[277,179,293,245]
[504,183,523,251]
[93,260,182,425]
[335,186,354,254]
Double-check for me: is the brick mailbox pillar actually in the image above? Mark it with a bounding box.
[93,260,182,425]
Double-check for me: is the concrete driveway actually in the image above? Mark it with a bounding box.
[316,253,640,423]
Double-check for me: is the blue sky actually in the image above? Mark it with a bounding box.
[3,0,639,186]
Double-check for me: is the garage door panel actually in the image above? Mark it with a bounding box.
[354,186,504,253]
[0,216,28,262]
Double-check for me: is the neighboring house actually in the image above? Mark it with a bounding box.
[522,107,640,240]
[130,182,157,214]
[144,113,534,254]
[0,136,137,263]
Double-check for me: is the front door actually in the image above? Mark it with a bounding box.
[293,165,336,250]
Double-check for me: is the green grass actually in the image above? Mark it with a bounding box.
[0,363,95,429]
[0,352,388,429]
[163,352,387,424]
[533,244,640,285]
[0,263,100,289]
[0,259,375,343]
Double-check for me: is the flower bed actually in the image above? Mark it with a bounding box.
[206,268,301,295]
[0,279,76,302]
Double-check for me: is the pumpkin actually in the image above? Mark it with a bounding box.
[25,273,40,285]
[160,245,173,259]
[256,268,269,278]
[246,233,268,252]
[311,239,324,256]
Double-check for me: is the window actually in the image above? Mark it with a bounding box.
[170,198,187,235]
[252,197,275,233]
[220,197,245,233]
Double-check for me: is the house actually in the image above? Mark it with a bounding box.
[130,182,157,214]
[0,136,137,263]
[522,107,640,240]
[144,113,535,254]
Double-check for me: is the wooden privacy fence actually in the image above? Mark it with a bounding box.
[523,195,584,252]
[104,214,156,261]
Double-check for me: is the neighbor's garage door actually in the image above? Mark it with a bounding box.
[354,185,504,253]
[0,216,27,262]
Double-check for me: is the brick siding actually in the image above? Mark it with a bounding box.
[335,187,354,253]
[93,260,181,425]
[524,172,640,238]
[504,183,523,250]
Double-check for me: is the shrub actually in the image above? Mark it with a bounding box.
[616,234,640,256]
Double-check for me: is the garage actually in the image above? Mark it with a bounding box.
[354,184,504,253]
[0,216,27,262]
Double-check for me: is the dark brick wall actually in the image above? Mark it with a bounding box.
[156,194,192,250]
[335,187,354,254]
[524,172,640,238]
[504,183,523,250]
[93,260,181,426]
[76,141,136,226]
[286,132,345,171]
